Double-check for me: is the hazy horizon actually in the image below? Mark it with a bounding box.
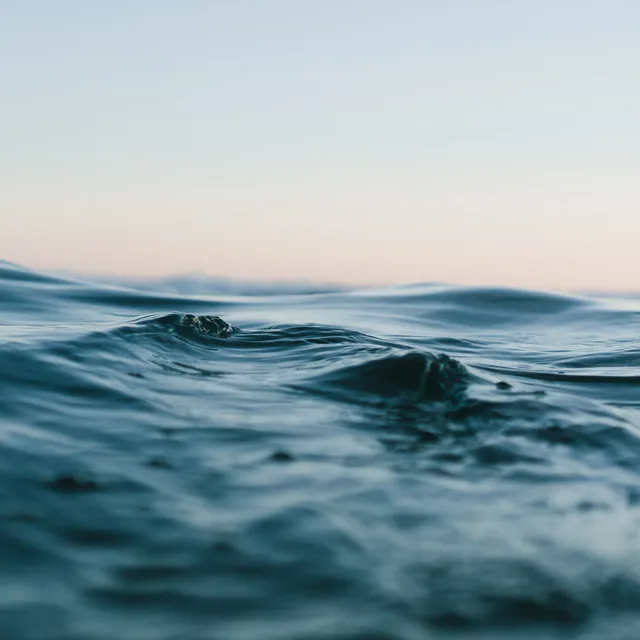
[2,1,639,291]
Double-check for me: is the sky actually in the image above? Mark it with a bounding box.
[1,1,639,290]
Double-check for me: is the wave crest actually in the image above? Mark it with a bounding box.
[313,351,468,402]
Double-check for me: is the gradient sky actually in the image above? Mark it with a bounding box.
[2,1,639,290]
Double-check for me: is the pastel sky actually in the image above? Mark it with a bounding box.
[2,1,639,290]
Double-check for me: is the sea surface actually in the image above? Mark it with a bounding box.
[1,260,640,640]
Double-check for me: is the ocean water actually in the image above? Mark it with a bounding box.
[1,260,640,640]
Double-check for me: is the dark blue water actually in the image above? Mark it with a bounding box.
[2,260,640,640]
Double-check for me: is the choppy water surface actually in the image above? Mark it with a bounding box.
[1,260,640,640]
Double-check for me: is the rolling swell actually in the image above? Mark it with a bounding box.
[1,264,640,640]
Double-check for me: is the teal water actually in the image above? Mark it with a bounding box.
[1,260,640,640]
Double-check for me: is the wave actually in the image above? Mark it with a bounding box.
[311,351,469,402]
[3,262,640,639]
